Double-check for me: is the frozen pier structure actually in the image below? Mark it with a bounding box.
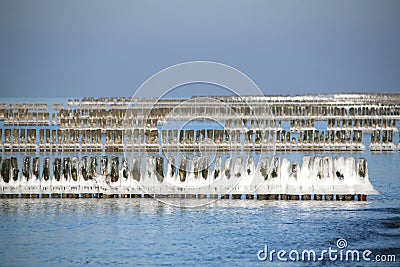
[0,94,394,199]
[0,94,399,153]
[0,155,377,200]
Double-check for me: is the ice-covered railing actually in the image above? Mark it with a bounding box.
[0,155,378,199]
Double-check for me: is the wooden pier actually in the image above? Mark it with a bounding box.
[1,94,399,153]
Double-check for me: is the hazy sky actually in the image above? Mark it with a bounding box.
[0,0,399,97]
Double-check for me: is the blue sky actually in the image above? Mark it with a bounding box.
[0,0,399,97]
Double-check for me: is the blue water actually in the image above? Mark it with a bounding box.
[0,152,399,266]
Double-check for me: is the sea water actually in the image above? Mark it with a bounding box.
[0,152,399,266]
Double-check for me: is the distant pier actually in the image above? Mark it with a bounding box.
[0,94,399,153]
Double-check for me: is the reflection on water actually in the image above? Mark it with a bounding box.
[0,197,382,217]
